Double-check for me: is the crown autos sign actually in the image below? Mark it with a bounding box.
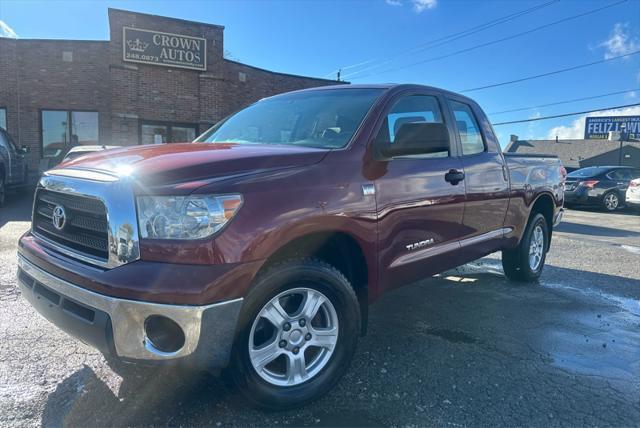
[123,27,206,71]
[584,116,640,140]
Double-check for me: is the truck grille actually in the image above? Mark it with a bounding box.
[33,189,109,261]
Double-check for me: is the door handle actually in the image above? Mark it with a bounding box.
[445,169,465,185]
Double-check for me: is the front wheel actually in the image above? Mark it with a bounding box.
[229,259,360,409]
[502,213,549,282]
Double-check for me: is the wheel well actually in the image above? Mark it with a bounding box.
[530,194,554,248]
[259,232,369,335]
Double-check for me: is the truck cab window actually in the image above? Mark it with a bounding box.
[450,100,485,156]
[375,94,448,158]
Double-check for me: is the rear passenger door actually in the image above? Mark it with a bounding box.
[446,98,510,255]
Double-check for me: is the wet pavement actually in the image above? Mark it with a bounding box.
[1,190,639,427]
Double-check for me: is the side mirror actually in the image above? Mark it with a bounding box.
[19,145,30,154]
[381,122,450,158]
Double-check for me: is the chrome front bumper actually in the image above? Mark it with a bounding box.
[18,255,243,364]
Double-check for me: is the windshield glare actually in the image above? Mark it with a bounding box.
[197,88,383,149]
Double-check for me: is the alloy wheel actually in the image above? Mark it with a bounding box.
[248,287,339,387]
[604,193,619,211]
[528,224,544,271]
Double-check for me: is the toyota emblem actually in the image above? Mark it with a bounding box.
[52,205,66,231]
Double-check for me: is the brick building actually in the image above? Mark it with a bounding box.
[0,8,340,173]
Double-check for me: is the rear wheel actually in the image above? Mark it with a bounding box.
[229,258,360,409]
[602,191,620,212]
[502,213,549,282]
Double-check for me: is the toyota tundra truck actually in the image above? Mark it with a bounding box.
[17,84,564,409]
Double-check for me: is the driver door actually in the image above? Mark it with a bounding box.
[371,91,468,290]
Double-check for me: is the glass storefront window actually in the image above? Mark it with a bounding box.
[140,122,197,144]
[41,110,99,158]
[42,111,69,159]
[141,124,168,145]
[0,108,6,131]
[71,112,99,146]
[171,126,196,143]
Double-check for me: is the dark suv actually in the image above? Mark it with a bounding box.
[0,127,30,205]
[564,166,640,211]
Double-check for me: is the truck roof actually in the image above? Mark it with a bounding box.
[284,83,477,105]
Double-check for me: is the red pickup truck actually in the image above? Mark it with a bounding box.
[17,84,564,408]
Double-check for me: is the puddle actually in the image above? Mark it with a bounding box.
[542,282,640,317]
[538,281,640,381]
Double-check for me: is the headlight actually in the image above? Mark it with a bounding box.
[136,194,243,240]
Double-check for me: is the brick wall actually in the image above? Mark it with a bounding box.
[0,38,110,161]
[0,8,342,174]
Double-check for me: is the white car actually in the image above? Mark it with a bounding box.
[626,178,640,210]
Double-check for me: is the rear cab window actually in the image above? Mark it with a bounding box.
[449,100,485,156]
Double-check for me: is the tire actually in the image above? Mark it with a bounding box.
[502,213,549,282]
[602,191,620,212]
[229,258,360,410]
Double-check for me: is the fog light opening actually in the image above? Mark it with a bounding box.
[144,315,186,354]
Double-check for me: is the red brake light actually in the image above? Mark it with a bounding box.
[580,180,599,189]
[559,166,567,180]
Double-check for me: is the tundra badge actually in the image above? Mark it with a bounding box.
[406,238,434,251]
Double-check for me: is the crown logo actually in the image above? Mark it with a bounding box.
[127,38,149,52]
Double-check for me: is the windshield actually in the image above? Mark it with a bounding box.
[568,167,609,178]
[197,88,384,149]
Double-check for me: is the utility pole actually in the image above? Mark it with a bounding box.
[337,69,341,82]
[618,122,627,166]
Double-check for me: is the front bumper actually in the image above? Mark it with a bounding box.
[18,255,243,367]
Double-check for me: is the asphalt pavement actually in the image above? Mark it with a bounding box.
[1,190,639,427]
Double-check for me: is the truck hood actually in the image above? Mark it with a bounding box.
[57,143,329,186]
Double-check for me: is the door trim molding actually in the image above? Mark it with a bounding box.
[390,227,512,269]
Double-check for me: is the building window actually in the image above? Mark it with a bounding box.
[140,121,198,145]
[0,108,6,131]
[41,110,99,158]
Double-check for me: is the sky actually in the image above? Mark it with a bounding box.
[1,0,639,146]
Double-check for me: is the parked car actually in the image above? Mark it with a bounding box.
[0,127,30,205]
[564,166,640,212]
[626,178,640,211]
[16,84,564,409]
[60,145,121,164]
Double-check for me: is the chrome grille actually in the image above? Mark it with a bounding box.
[33,189,109,260]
